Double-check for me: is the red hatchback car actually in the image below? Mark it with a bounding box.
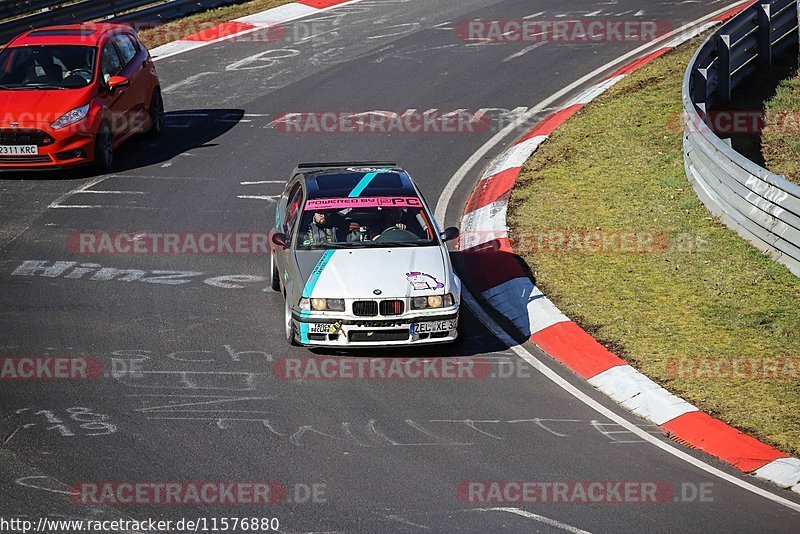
[0,23,162,171]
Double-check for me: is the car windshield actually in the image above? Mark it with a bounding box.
[296,197,438,249]
[0,45,96,89]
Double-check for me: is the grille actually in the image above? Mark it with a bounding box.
[350,330,410,342]
[0,129,55,146]
[352,301,378,317]
[0,155,51,163]
[379,300,404,316]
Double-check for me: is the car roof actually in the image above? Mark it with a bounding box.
[9,23,132,47]
[302,167,419,200]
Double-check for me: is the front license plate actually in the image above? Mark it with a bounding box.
[0,145,38,155]
[411,319,457,334]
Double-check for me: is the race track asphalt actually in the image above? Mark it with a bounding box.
[1,0,799,532]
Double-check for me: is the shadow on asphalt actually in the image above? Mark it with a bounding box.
[0,109,245,179]
[112,108,245,173]
[451,245,536,345]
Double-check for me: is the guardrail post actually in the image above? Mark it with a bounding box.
[692,67,710,110]
[716,34,733,103]
[757,2,773,68]
[797,0,800,64]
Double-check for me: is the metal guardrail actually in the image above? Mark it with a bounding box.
[0,0,251,44]
[683,0,800,276]
[0,1,68,22]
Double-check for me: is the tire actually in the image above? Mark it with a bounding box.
[146,88,164,137]
[270,253,281,292]
[285,298,298,346]
[452,307,465,346]
[94,123,113,172]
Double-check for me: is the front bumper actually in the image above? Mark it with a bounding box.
[0,119,100,170]
[291,309,459,347]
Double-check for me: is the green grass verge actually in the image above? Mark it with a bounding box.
[763,68,800,184]
[137,0,294,49]
[508,37,800,456]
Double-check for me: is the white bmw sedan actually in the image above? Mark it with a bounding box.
[270,162,461,347]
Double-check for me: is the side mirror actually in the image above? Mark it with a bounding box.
[107,75,130,90]
[441,227,460,242]
[271,232,287,249]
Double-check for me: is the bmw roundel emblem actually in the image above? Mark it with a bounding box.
[373,289,382,295]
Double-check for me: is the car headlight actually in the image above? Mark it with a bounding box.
[411,293,455,309]
[304,298,345,312]
[412,297,428,309]
[427,295,443,308]
[51,103,91,130]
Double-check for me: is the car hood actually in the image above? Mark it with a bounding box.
[0,87,94,126]
[294,246,451,299]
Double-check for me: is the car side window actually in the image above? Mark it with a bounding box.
[100,41,122,84]
[112,34,137,67]
[284,183,304,236]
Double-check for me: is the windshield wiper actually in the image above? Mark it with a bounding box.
[26,84,67,90]
[306,243,353,250]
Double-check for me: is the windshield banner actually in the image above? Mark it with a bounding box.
[304,197,422,211]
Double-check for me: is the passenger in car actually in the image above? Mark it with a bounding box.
[306,211,348,244]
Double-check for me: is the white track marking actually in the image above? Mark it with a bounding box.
[467,508,591,534]
[237,195,280,202]
[240,180,285,185]
[47,176,110,209]
[76,190,146,195]
[49,205,158,210]
[503,42,546,62]
[460,288,800,513]
[152,0,366,62]
[524,11,546,19]
[433,0,752,224]
[15,476,79,496]
[162,71,214,93]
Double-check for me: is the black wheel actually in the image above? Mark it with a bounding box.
[451,307,465,346]
[270,253,281,292]
[94,123,113,171]
[146,88,164,136]
[285,299,298,346]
